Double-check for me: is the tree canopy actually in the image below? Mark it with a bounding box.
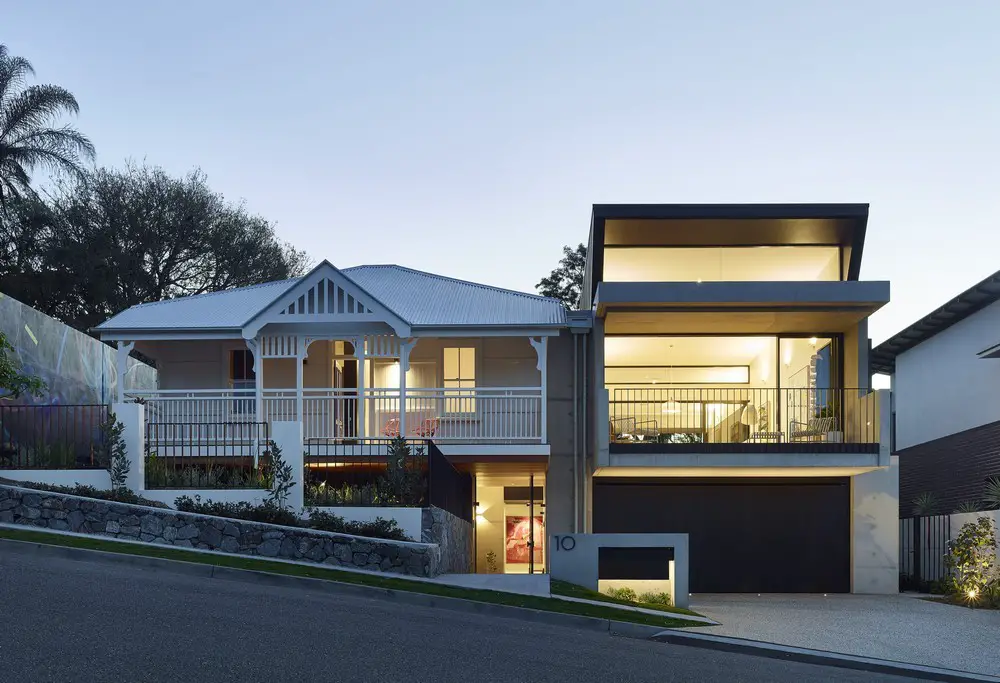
[0,44,95,211]
[0,163,310,332]
[536,243,586,308]
[0,330,44,400]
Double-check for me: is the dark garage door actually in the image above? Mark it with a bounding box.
[593,478,850,593]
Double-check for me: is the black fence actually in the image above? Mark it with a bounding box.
[0,404,109,469]
[305,438,472,519]
[900,514,951,588]
[428,441,473,522]
[144,421,270,489]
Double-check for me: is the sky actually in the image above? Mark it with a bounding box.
[4,1,999,344]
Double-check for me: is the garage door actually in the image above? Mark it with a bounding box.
[593,478,850,593]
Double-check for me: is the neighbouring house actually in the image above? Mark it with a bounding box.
[90,203,897,593]
[871,269,1000,515]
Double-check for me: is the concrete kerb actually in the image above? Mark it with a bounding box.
[0,533,674,639]
[651,630,1000,683]
[550,594,719,626]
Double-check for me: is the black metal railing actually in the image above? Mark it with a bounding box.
[609,387,880,452]
[428,441,473,522]
[900,514,951,588]
[144,421,270,489]
[305,438,429,507]
[0,404,109,469]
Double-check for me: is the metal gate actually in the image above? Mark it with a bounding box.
[899,515,951,584]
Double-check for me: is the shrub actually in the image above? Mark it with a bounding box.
[0,479,168,508]
[984,477,1000,510]
[945,516,998,602]
[171,497,414,542]
[306,509,412,542]
[912,492,939,516]
[606,586,638,602]
[955,500,982,514]
[263,442,294,509]
[101,410,130,490]
[638,591,673,607]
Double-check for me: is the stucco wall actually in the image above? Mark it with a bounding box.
[851,455,899,594]
[894,299,1000,450]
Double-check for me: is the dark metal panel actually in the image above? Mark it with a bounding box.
[599,547,674,580]
[592,478,851,593]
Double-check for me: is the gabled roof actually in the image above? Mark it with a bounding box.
[95,263,566,335]
[870,269,1000,374]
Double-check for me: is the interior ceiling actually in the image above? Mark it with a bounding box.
[605,309,869,335]
[603,218,854,247]
[605,336,773,366]
[603,246,840,283]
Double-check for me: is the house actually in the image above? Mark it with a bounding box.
[871,270,1000,515]
[582,204,896,594]
[95,203,898,593]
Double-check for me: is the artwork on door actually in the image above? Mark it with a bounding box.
[504,515,544,564]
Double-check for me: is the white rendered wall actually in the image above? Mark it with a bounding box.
[851,455,899,594]
[894,299,1000,450]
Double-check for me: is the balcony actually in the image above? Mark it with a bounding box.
[607,388,884,467]
[132,386,544,445]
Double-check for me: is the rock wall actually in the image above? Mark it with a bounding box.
[421,506,473,574]
[0,484,440,577]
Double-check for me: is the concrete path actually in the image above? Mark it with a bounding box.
[687,593,1000,677]
[434,571,551,596]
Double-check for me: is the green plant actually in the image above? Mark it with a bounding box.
[306,509,411,542]
[605,586,638,603]
[263,442,294,510]
[638,591,673,607]
[485,550,499,574]
[32,442,77,468]
[956,500,983,514]
[912,492,939,516]
[0,478,168,508]
[382,437,426,505]
[945,516,998,602]
[983,477,1000,510]
[100,410,130,492]
[174,495,300,527]
[0,330,45,399]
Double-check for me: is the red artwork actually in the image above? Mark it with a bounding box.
[504,515,544,564]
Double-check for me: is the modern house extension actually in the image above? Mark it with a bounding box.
[582,204,897,593]
[871,269,1000,515]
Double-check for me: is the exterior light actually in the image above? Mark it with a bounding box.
[809,337,818,346]
[967,588,979,600]
[661,401,681,414]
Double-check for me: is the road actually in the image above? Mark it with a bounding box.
[0,548,924,683]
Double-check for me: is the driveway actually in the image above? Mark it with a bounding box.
[688,593,1000,677]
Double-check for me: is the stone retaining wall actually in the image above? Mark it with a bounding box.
[0,484,440,576]
[421,506,473,574]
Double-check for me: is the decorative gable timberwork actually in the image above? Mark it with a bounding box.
[242,261,410,338]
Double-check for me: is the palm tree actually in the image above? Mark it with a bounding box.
[0,44,95,210]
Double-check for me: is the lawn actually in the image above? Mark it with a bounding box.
[0,527,705,629]
[550,579,702,617]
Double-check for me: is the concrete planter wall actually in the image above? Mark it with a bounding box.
[0,483,441,577]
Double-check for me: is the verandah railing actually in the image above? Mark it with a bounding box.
[609,387,880,448]
[132,386,543,443]
[0,404,109,469]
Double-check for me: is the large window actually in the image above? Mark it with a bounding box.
[603,246,841,283]
[230,350,256,391]
[444,346,476,413]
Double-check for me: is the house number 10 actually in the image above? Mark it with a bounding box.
[553,536,576,552]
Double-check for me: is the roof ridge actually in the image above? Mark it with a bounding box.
[344,264,564,305]
[125,278,301,310]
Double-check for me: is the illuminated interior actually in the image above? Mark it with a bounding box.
[603,246,841,282]
[474,473,546,574]
[606,335,840,444]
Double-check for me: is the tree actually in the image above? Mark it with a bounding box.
[0,163,310,332]
[0,330,45,399]
[536,243,586,308]
[0,44,95,211]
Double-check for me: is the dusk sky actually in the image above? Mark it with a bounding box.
[4,1,999,343]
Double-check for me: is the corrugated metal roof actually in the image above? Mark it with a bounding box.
[870,268,1000,374]
[95,278,300,331]
[96,264,565,333]
[342,265,566,327]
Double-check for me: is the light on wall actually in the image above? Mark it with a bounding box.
[809,337,818,346]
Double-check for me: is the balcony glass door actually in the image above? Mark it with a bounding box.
[778,337,838,441]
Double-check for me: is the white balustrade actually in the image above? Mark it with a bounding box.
[130,386,544,443]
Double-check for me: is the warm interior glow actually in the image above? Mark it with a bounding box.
[604,246,841,283]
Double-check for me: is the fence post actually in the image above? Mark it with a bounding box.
[271,421,304,514]
[912,517,922,582]
[113,402,145,495]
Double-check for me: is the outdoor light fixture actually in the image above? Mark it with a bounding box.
[661,400,681,414]
[967,588,979,600]
[809,337,818,346]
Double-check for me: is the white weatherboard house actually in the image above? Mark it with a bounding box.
[91,203,899,594]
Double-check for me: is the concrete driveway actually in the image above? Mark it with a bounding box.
[687,593,1000,677]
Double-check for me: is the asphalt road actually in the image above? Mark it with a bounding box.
[0,549,924,683]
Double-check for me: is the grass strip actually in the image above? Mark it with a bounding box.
[550,579,702,617]
[0,527,704,629]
